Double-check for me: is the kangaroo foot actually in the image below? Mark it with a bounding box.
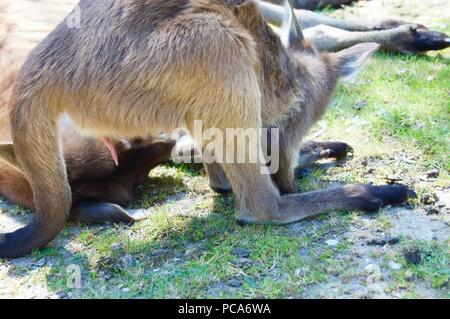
[384,24,450,54]
[237,184,415,225]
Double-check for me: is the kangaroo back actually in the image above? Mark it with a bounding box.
[0,0,78,140]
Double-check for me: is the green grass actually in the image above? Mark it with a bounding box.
[324,53,450,172]
[41,190,355,298]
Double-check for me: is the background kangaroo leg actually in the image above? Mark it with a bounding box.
[193,96,413,224]
[271,144,298,194]
[257,1,450,53]
[207,140,352,194]
[304,24,450,54]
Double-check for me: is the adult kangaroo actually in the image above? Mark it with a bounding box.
[1,0,413,258]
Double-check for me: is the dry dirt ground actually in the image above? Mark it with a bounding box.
[0,0,449,299]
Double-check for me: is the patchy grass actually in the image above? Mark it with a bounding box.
[323,53,450,172]
[389,240,449,295]
[0,0,449,299]
[40,185,355,298]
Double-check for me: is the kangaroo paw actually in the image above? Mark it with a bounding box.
[319,141,352,160]
[349,184,416,213]
[298,141,352,167]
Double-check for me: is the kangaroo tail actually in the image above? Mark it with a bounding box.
[0,95,71,258]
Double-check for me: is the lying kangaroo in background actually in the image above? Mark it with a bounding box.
[284,0,358,10]
[259,1,450,54]
[0,0,351,228]
[1,0,414,258]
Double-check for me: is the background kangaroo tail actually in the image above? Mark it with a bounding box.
[0,97,71,258]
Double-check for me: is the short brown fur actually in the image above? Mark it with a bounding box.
[1,0,412,258]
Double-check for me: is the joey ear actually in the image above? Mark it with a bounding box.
[0,142,23,173]
[280,0,305,49]
[335,42,380,82]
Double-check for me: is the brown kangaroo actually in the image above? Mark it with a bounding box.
[0,0,414,258]
[0,0,351,254]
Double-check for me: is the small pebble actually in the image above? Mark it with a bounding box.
[34,258,47,267]
[436,201,446,208]
[424,205,440,215]
[420,193,437,205]
[55,291,69,299]
[367,236,399,246]
[325,239,339,247]
[364,264,381,274]
[405,270,416,282]
[353,100,367,110]
[365,264,382,283]
[121,254,137,268]
[388,261,402,270]
[385,175,403,184]
[365,264,383,283]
